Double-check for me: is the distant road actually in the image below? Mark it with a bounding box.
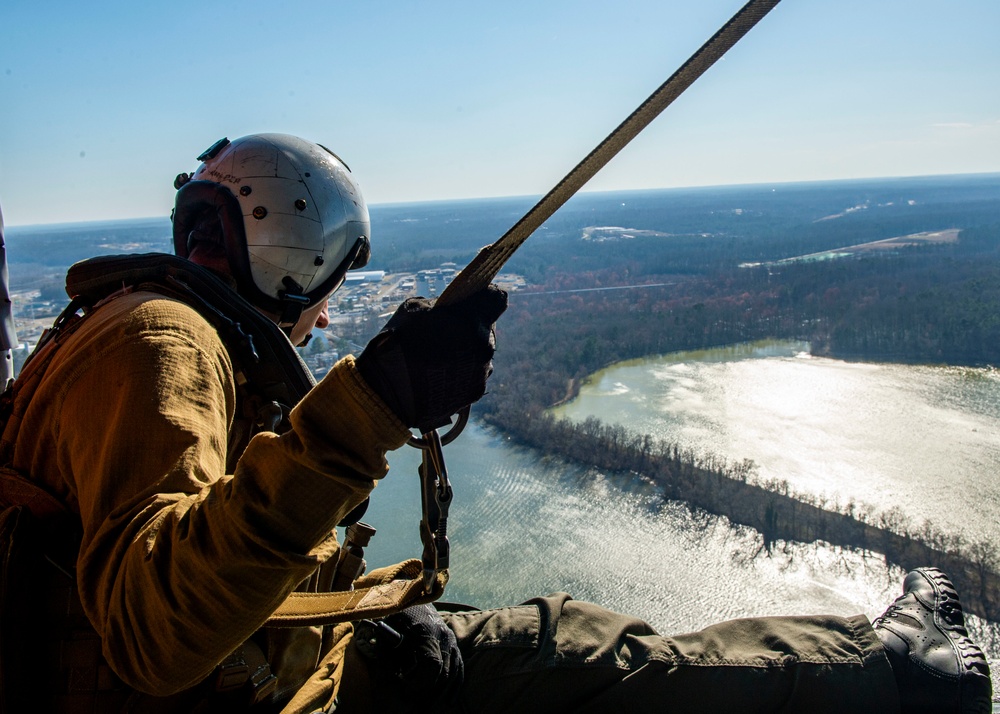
[514,282,677,297]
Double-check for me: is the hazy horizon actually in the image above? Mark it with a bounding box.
[6,169,1000,230]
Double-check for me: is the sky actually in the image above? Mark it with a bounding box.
[1,0,998,227]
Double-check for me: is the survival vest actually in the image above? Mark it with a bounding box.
[0,254,444,713]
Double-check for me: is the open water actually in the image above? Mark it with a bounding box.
[552,340,1000,546]
[368,422,906,627]
[357,343,1000,697]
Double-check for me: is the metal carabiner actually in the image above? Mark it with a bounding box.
[408,406,470,450]
[408,406,469,593]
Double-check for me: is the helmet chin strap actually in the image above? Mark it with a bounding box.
[274,236,368,341]
[278,276,310,330]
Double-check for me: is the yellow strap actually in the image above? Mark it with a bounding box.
[265,559,447,628]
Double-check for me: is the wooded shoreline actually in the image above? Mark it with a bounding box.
[481,405,1000,621]
[476,224,1000,622]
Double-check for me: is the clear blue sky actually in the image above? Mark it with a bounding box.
[1,0,998,227]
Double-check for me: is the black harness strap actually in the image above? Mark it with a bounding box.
[65,253,316,431]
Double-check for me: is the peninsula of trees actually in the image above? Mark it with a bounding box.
[472,201,1000,619]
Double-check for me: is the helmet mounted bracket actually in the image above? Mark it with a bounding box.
[277,277,309,327]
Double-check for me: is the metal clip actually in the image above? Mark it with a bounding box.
[409,407,468,593]
[418,429,452,593]
[330,521,376,592]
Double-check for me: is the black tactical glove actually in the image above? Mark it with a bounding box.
[354,604,464,708]
[356,286,508,432]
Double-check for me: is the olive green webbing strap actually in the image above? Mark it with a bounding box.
[437,0,782,308]
[266,559,447,627]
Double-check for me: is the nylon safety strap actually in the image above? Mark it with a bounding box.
[266,559,447,627]
[437,0,782,307]
[410,0,783,596]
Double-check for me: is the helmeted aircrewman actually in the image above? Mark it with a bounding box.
[0,133,990,713]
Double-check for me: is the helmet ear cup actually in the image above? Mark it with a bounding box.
[172,180,246,261]
[274,237,367,330]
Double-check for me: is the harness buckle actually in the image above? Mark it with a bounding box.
[214,653,250,693]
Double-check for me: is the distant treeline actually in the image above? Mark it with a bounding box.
[367,176,1000,279]
[483,222,1000,421]
[474,220,1000,619]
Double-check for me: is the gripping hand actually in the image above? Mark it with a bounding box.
[354,604,464,708]
[356,286,507,432]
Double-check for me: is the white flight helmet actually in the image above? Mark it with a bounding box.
[172,133,371,325]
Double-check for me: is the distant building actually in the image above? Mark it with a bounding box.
[495,273,527,292]
[344,271,386,285]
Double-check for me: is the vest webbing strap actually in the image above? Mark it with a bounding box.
[266,559,447,627]
[0,467,69,521]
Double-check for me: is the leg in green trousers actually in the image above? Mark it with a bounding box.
[438,592,899,714]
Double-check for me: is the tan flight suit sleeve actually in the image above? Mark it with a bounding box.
[13,292,411,696]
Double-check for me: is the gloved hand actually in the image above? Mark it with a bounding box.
[356,286,508,432]
[354,604,464,708]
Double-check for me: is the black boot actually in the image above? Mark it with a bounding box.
[873,567,992,714]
